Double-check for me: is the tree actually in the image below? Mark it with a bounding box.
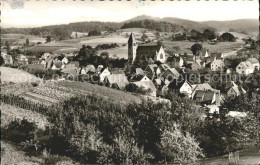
[219,32,236,42]
[5,41,10,52]
[46,36,52,43]
[26,38,30,47]
[0,55,4,66]
[191,43,203,58]
[160,124,204,163]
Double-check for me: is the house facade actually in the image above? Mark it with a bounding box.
[236,61,254,75]
[99,68,111,82]
[211,59,224,71]
[179,80,193,98]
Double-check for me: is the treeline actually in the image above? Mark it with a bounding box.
[2,93,260,164]
[2,22,122,40]
[74,44,127,68]
[121,19,185,32]
[173,29,236,42]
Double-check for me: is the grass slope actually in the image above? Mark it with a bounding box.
[0,67,42,84]
[1,104,50,130]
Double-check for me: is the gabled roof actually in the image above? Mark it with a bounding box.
[240,61,253,69]
[167,68,180,76]
[192,83,213,91]
[230,85,246,95]
[159,63,170,71]
[131,74,150,82]
[133,81,156,91]
[193,90,215,102]
[135,68,145,75]
[211,59,224,65]
[247,58,259,64]
[136,44,161,55]
[146,64,158,73]
[53,61,63,68]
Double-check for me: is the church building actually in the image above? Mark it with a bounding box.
[128,33,166,64]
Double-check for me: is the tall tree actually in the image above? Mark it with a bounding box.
[191,43,203,59]
[26,38,30,47]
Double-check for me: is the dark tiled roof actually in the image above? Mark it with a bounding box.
[136,44,161,56]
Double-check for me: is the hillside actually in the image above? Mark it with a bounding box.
[201,19,259,34]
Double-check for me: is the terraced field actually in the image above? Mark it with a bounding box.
[1,104,50,129]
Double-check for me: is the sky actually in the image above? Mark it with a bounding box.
[1,0,259,28]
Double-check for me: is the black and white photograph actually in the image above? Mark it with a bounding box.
[1,0,259,164]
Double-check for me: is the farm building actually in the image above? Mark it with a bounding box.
[99,67,111,82]
[16,54,28,65]
[236,61,254,75]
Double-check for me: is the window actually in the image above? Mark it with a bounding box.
[160,54,164,59]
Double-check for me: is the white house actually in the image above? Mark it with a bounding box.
[246,58,259,71]
[179,80,193,98]
[236,61,254,75]
[211,59,224,71]
[99,68,111,82]
[227,82,246,99]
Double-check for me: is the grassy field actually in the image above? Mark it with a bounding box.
[1,104,50,129]
[2,34,46,44]
[98,46,128,59]
[55,81,141,104]
[0,67,42,84]
[163,40,244,54]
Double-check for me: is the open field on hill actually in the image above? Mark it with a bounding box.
[0,67,42,84]
[1,104,50,129]
[1,141,41,165]
[163,41,244,54]
[98,46,128,59]
[55,81,141,104]
[1,34,46,44]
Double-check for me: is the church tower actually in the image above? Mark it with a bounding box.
[128,33,137,64]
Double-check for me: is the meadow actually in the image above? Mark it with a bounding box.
[163,40,244,54]
[2,34,46,44]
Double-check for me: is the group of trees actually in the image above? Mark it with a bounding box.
[2,22,121,40]
[173,29,236,42]
[74,45,127,68]
[2,84,260,164]
[88,30,102,36]
[121,19,184,32]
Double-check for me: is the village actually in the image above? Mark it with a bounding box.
[1,1,260,163]
[2,31,259,119]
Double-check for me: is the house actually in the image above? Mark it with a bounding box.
[246,58,259,71]
[236,61,254,75]
[132,80,157,97]
[52,60,63,70]
[99,67,111,82]
[226,111,247,118]
[128,33,166,63]
[45,57,54,69]
[135,68,145,75]
[206,105,220,114]
[211,59,224,71]
[157,83,169,97]
[2,53,13,65]
[17,54,28,65]
[161,68,180,82]
[96,65,104,73]
[167,54,184,68]
[227,82,246,99]
[200,49,209,58]
[145,64,160,79]
[62,57,69,64]
[193,90,221,106]
[179,80,193,98]
[159,63,171,74]
[131,74,151,82]
[191,83,215,98]
[104,74,129,90]
[191,59,205,71]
